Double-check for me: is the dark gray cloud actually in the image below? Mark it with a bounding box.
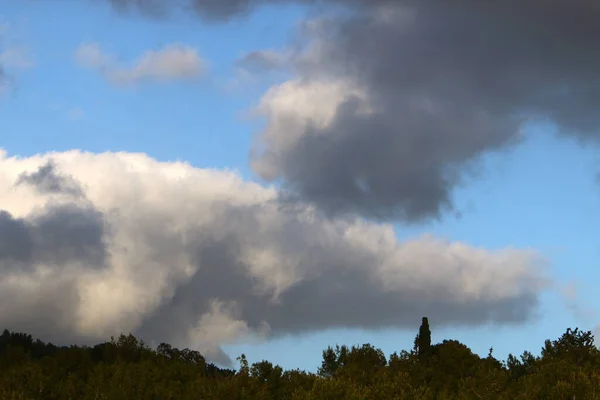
[17,161,85,197]
[106,0,269,19]
[0,201,107,344]
[0,211,33,264]
[105,0,600,221]
[0,204,107,269]
[250,0,600,221]
[30,204,107,267]
[104,0,378,19]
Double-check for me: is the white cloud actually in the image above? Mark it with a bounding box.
[75,42,207,86]
[252,78,372,179]
[0,149,549,364]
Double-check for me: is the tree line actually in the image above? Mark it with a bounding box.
[0,317,599,399]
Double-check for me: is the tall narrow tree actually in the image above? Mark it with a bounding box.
[416,317,431,359]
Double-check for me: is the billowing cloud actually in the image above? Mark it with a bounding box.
[103,0,600,220]
[0,205,106,270]
[75,42,207,86]
[0,149,548,365]
[249,0,600,221]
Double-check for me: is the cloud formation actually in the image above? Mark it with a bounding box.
[0,47,33,70]
[75,42,206,86]
[250,0,600,221]
[0,24,32,96]
[17,161,85,197]
[104,0,600,221]
[236,49,291,74]
[0,149,548,365]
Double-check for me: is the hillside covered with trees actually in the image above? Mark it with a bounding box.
[0,318,599,399]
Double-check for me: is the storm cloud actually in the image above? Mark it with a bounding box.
[0,150,548,365]
[0,202,107,343]
[0,205,106,269]
[250,0,600,221]
[103,0,600,220]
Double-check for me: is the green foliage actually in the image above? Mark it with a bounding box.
[0,322,599,399]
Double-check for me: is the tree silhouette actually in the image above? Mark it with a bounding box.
[0,321,599,399]
[415,316,431,359]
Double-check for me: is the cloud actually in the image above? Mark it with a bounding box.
[236,49,292,74]
[558,280,599,326]
[0,149,548,365]
[0,67,7,94]
[225,49,293,92]
[103,0,382,20]
[0,47,34,70]
[105,0,266,19]
[102,0,600,220]
[0,205,107,270]
[17,161,85,197]
[249,0,600,221]
[75,42,207,86]
[0,23,33,96]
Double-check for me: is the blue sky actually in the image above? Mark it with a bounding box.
[1,0,302,171]
[1,1,600,372]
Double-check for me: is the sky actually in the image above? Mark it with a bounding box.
[1,0,600,372]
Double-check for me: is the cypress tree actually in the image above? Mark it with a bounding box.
[417,317,431,359]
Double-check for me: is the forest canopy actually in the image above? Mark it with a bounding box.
[0,318,599,399]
